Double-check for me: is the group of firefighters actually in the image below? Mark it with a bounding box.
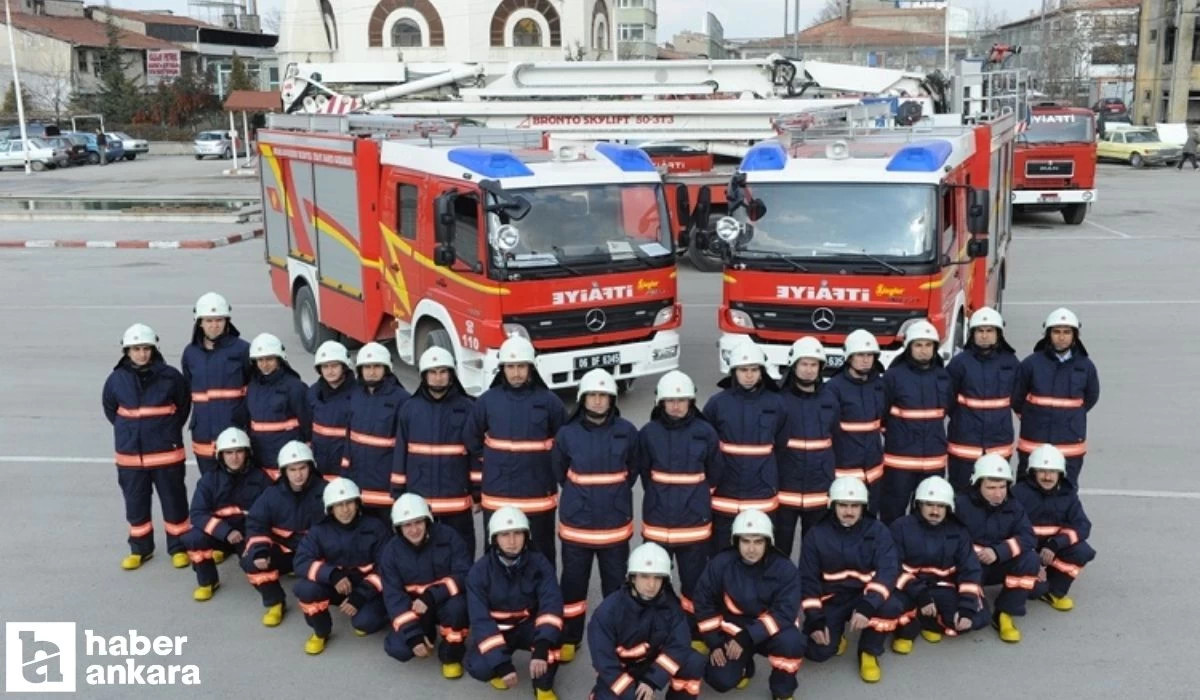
[102,291,1101,699]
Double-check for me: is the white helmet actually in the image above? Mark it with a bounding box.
[655,370,696,401]
[788,336,826,365]
[914,475,956,511]
[122,323,158,348]
[391,493,433,526]
[498,336,536,365]
[1027,444,1066,474]
[488,506,531,537]
[626,542,672,577]
[323,477,361,510]
[277,440,314,468]
[249,332,286,360]
[1043,307,1080,331]
[314,340,351,369]
[730,508,774,544]
[843,329,880,357]
[193,292,232,319]
[728,341,767,370]
[968,307,1004,331]
[577,368,617,401]
[215,427,252,453]
[828,476,869,506]
[971,453,1014,484]
[419,346,455,373]
[356,342,392,368]
[902,319,940,347]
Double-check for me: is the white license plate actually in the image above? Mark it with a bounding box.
[1039,194,1060,202]
[575,352,621,371]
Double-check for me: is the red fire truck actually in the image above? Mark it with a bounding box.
[1012,102,1097,225]
[258,114,685,395]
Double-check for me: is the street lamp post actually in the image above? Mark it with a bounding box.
[4,0,33,174]
[944,0,951,73]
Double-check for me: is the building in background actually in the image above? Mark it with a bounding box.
[665,12,726,59]
[1133,0,1199,124]
[614,0,655,59]
[737,20,966,72]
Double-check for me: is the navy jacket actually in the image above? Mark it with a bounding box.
[777,382,838,509]
[702,379,787,512]
[1012,476,1092,552]
[1013,339,1100,456]
[102,352,191,468]
[552,410,640,545]
[294,512,393,608]
[889,513,983,617]
[694,548,801,650]
[344,375,410,504]
[954,490,1035,564]
[393,383,475,513]
[946,340,1019,458]
[246,362,309,473]
[882,353,953,463]
[466,546,564,669]
[307,376,356,475]
[243,469,327,559]
[380,522,472,644]
[181,326,250,456]
[825,368,886,483]
[587,584,699,698]
[799,513,898,629]
[637,407,720,546]
[189,462,270,542]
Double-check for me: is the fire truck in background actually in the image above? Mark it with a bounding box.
[257,114,685,395]
[1012,102,1097,224]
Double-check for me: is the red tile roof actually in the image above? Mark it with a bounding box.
[97,7,219,29]
[999,0,1140,29]
[746,20,967,49]
[3,13,184,50]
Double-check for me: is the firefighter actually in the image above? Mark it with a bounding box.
[102,323,192,570]
[954,454,1039,643]
[463,336,566,568]
[586,542,708,700]
[693,509,805,699]
[307,340,355,477]
[776,337,839,558]
[880,320,953,523]
[887,475,982,655]
[800,476,902,684]
[1013,308,1100,483]
[182,292,250,475]
[182,427,270,601]
[552,368,640,662]
[702,341,786,551]
[246,332,309,481]
[464,507,564,700]
[293,477,392,654]
[946,307,1019,491]
[343,342,411,517]
[825,329,887,513]
[637,370,720,634]
[381,493,472,680]
[1012,444,1096,612]
[241,440,326,627]
[394,347,477,556]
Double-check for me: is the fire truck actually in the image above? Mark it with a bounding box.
[258,113,686,395]
[1012,102,1097,225]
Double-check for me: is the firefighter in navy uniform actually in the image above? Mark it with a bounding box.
[776,337,839,558]
[181,292,250,474]
[463,336,566,568]
[307,340,355,477]
[182,427,270,601]
[241,440,327,627]
[1012,444,1096,612]
[693,509,805,700]
[636,370,720,633]
[394,347,477,555]
[702,341,786,551]
[343,342,411,517]
[464,507,564,700]
[1014,308,1100,483]
[293,477,393,655]
[946,307,1019,491]
[246,332,309,481]
[825,330,887,512]
[955,454,1039,643]
[880,320,953,523]
[887,476,982,655]
[102,323,192,570]
[586,542,708,700]
[381,493,472,680]
[800,477,903,684]
[552,368,640,663]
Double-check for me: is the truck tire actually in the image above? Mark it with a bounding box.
[686,214,726,273]
[414,323,456,360]
[1061,203,1087,225]
[294,284,334,354]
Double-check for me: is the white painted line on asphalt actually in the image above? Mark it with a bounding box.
[1004,300,1200,306]
[1081,488,1200,500]
[0,303,279,311]
[1085,220,1133,238]
[1013,235,1116,241]
[0,456,199,466]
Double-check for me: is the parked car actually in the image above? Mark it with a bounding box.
[111,131,149,159]
[1096,127,1181,167]
[0,122,61,140]
[194,130,233,160]
[0,138,69,171]
[67,131,124,164]
[45,135,89,166]
[1092,97,1128,116]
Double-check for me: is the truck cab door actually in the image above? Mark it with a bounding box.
[428,188,489,353]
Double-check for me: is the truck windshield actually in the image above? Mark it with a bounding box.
[1021,115,1094,143]
[734,183,937,261]
[490,184,673,272]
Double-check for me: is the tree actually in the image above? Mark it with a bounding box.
[95,13,141,122]
[26,52,75,123]
[227,51,255,94]
[809,0,844,27]
[2,81,32,115]
[260,6,281,34]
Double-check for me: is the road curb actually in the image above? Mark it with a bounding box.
[0,229,263,250]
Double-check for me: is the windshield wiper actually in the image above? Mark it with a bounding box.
[547,246,585,276]
[813,247,908,275]
[739,250,809,272]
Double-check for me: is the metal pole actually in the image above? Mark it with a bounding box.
[5,0,32,174]
[242,109,251,163]
[610,0,618,61]
[944,0,951,73]
[783,0,788,46]
[1039,0,1049,93]
[793,0,799,57]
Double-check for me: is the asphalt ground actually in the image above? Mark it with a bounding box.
[1,159,1196,697]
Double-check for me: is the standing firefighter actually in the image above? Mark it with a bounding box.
[394,347,477,555]
[307,340,356,477]
[1014,308,1100,483]
[343,342,411,516]
[463,336,566,568]
[552,368,640,662]
[241,440,326,627]
[946,307,1018,491]
[586,542,708,700]
[102,323,192,570]
[825,330,887,512]
[182,292,249,474]
[182,427,269,601]
[246,332,309,481]
[464,507,564,700]
[381,493,472,680]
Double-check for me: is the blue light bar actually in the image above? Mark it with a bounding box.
[886,139,954,172]
[447,148,534,178]
[739,141,787,171]
[594,142,657,172]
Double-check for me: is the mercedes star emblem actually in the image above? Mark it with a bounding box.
[811,307,836,331]
[585,308,607,332]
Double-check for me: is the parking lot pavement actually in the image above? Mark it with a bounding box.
[0,154,260,198]
[1,163,1197,697]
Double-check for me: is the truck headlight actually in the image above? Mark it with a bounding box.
[501,323,529,340]
[728,309,754,329]
[653,306,675,326]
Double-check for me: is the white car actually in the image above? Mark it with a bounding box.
[194,130,233,160]
[111,131,149,160]
[0,138,68,171]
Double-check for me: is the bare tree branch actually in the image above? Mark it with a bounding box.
[260,6,281,34]
[809,0,844,28]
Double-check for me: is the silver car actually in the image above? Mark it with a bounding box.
[194,130,233,160]
[112,131,149,160]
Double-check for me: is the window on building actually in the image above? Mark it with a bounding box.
[618,0,645,7]
[397,184,418,240]
[77,50,87,74]
[1193,22,1200,61]
[1164,26,1176,63]
[268,66,280,90]
[391,18,423,47]
[452,194,480,270]
[512,18,542,47]
[594,22,608,51]
[1149,28,1157,41]
[619,24,646,41]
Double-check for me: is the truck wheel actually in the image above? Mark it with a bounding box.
[293,284,334,354]
[1061,203,1087,225]
[415,323,456,359]
[686,214,726,272]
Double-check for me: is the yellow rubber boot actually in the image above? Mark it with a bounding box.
[691,640,710,655]
[736,677,751,690]
[559,643,576,663]
[262,604,284,627]
[892,638,913,655]
[193,583,219,601]
[836,636,848,657]
[859,652,881,683]
[171,552,190,568]
[354,628,369,637]
[1041,593,1075,612]
[921,629,943,644]
[304,634,327,655]
[994,612,1021,643]
[534,690,557,700]
[489,678,509,691]
[212,550,226,565]
[121,553,151,570]
[441,662,464,679]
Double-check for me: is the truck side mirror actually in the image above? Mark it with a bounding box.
[967,238,989,258]
[967,187,990,235]
[674,186,691,231]
[747,198,767,222]
[434,192,457,244]
[434,244,456,267]
[693,186,712,226]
